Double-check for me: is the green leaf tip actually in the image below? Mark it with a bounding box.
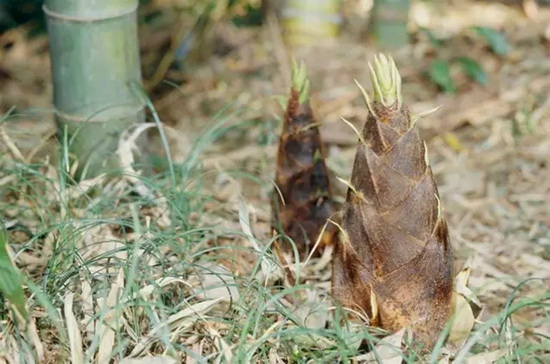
[313,149,323,163]
[291,59,310,104]
[271,95,288,109]
[0,220,28,322]
[367,53,402,110]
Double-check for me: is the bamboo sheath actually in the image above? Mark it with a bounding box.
[332,55,453,348]
[45,0,145,178]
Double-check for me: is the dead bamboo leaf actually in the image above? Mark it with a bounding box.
[448,292,475,345]
[134,277,190,300]
[0,125,25,163]
[97,269,125,364]
[129,298,225,357]
[464,349,507,364]
[120,357,177,364]
[354,328,406,363]
[454,266,482,308]
[238,198,280,284]
[207,326,233,363]
[27,317,45,362]
[64,292,84,364]
[117,123,156,199]
[448,264,481,345]
[56,174,106,207]
[81,278,95,342]
[195,262,240,301]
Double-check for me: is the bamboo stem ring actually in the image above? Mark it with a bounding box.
[42,3,138,23]
[55,105,144,124]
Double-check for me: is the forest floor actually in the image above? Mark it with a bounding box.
[1,0,549,362]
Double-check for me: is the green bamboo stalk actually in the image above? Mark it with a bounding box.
[44,0,145,179]
[369,0,411,48]
[281,0,342,46]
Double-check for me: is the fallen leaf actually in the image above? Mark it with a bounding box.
[465,349,507,364]
[454,267,482,307]
[355,328,406,364]
[64,292,84,364]
[195,262,240,301]
[448,292,475,345]
[238,197,280,284]
[129,297,226,357]
[97,269,125,364]
[120,357,177,364]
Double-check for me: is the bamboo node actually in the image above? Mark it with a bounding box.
[42,3,139,23]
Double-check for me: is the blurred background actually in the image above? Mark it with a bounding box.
[1,0,549,143]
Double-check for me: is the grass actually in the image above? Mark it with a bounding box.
[1,107,550,363]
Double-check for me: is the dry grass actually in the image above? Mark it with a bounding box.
[1,1,550,362]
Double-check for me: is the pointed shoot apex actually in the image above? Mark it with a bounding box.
[368,53,402,110]
[291,59,310,104]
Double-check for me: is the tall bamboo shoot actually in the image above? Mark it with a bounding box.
[272,61,338,258]
[332,54,453,348]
